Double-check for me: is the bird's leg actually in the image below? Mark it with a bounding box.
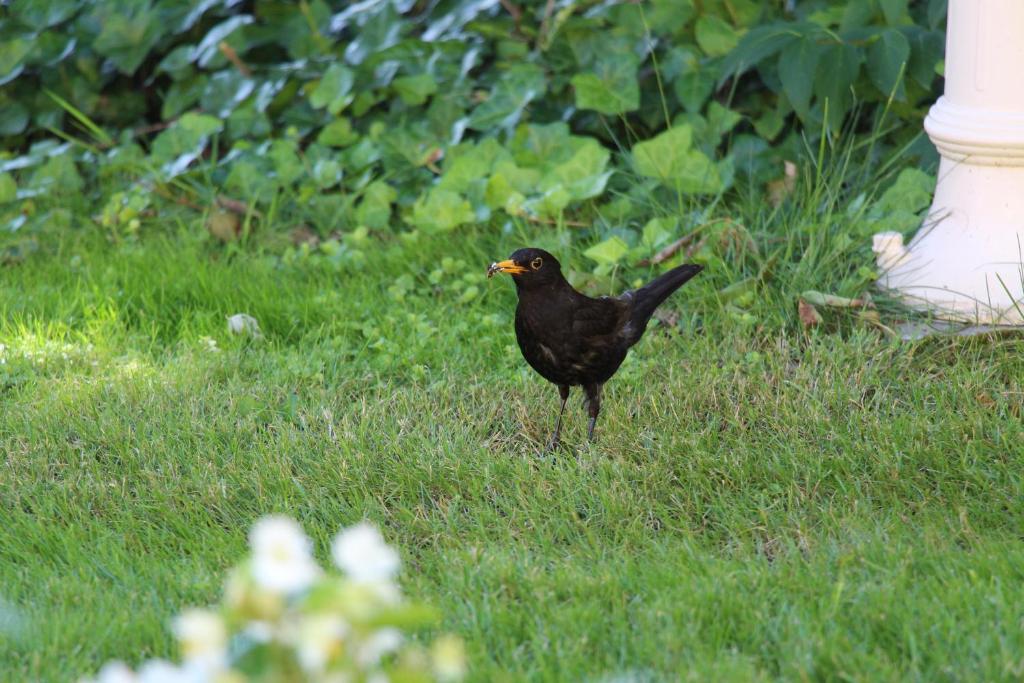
[584,383,602,442]
[546,385,570,452]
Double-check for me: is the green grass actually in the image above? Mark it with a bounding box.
[1,193,1023,682]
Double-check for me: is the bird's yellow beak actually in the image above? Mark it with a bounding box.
[487,259,527,277]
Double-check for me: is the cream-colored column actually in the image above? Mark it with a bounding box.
[873,0,1024,324]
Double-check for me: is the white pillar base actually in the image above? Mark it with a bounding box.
[874,155,1024,325]
[873,0,1024,326]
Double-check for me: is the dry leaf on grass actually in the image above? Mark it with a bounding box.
[798,299,822,327]
[206,209,240,242]
[767,160,798,207]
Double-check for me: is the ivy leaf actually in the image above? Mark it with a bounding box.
[867,28,910,100]
[91,5,165,74]
[671,49,716,113]
[9,0,79,29]
[312,159,343,189]
[467,63,545,131]
[752,107,785,142]
[778,37,821,119]
[634,124,690,172]
[528,186,572,217]
[484,172,516,210]
[814,42,862,131]
[411,188,475,233]
[641,217,675,250]
[632,125,721,194]
[724,0,764,27]
[227,102,270,139]
[540,139,611,201]
[310,64,356,115]
[874,168,934,214]
[34,32,77,68]
[342,138,380,171]
[840,0,874,31]
[157,45,194,81]
[0,103,29,139]
[718,22,800,84]
[695,15,740,57]
[162,74,207,119]
[318,118,358,147]
[906,28,944,89]
[356,180,397,229]
[29,152,82,196]
[226,158,276,199]
[190,15,255,68]
[510,123,573,167]
[0,38,33,86]
[491,160,540,195]
[879,0,910,26]
[571,54,640,115]
[268,139,303,186]
[438,138,509,194]
[647,0,696,35]
[584,236,629,265]
[150,113,223,177]
[201,71,256,119]
[342,1,403,65]
[927,0,948,30]
[706,102,742,142]
[392,74,438,105]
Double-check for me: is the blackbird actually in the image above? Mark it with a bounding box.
[487,247,702,448]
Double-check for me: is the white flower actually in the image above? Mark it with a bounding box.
[249,516,321,594]
[356,627,403,667]
[331,523,400,582]
[136,660,192,683]
[295,614,349,672]
[172,608,226,671]
[85,661,136,683]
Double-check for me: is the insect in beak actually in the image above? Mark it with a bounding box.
[487,259,527,277]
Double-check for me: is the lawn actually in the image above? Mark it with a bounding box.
[1,190,1023,682]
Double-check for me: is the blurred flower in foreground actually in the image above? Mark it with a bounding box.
[90,662,135,683]
[432,635,468,682]
[172,609,226,674]
[250,516,320,595]
[332,522,400,582]
[80,517,465,683]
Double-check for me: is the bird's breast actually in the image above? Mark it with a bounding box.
[513,301,575,384]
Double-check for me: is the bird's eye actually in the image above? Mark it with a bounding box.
[531,257,543,270]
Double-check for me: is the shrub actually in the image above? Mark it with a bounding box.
[79,517,466,683]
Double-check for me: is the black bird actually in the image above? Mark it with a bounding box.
[487,247,702,448]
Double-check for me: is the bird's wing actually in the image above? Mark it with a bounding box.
[570,295,628,340]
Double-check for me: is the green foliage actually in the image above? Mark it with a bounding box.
[632,125,722,194]
[858,166,937,235]
[0,0,947,272]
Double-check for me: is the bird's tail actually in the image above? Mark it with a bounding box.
[627,263,703,336]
